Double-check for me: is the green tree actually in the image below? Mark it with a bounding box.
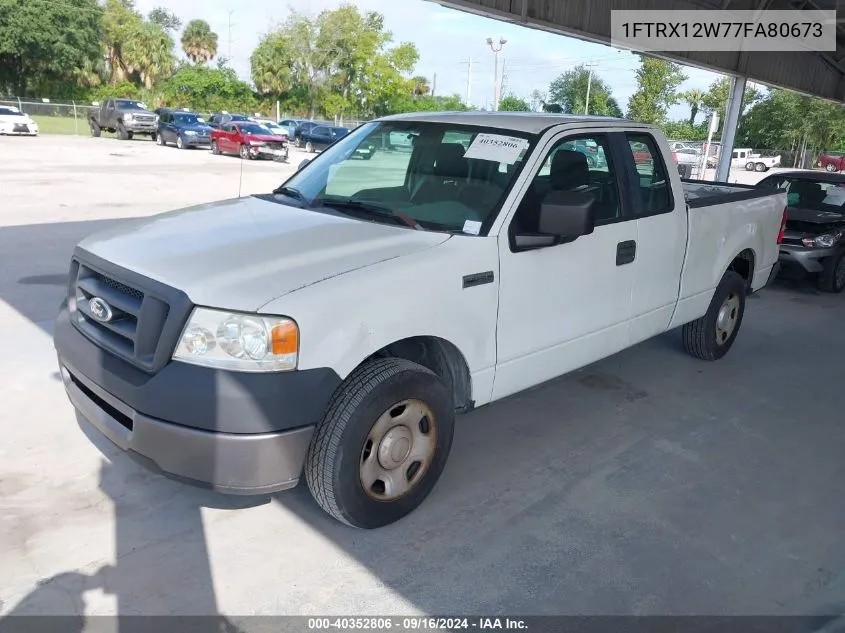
[389,93,470,114]
[251,32,293,98]
[680,89,705,126]
[661,120,709,141]
[158,64,254,112]
[148,7,181,33]
[181,19,218,64]
[626,56,687,124]
[102,0,142,84]
[498,94,531,111]
[701,76,762,123]
[123,22,175,88]
[0,0,104,96]
[410,76,431,96]
[547,64,620,116]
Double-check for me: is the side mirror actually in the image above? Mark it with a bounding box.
[513,190,595,251]
[298,159,311,171]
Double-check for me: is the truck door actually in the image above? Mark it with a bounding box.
[493,130,638,400]
[621,132,688,345]
[103,100,113,127]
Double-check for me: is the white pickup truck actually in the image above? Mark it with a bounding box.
[54,113,787,528]
[731,148,781,172]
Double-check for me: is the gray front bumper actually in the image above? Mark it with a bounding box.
[778,244,838,273]
[59,359,314,494]
[125,121,157,132]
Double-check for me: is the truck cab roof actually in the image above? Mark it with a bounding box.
[378,111,652,134]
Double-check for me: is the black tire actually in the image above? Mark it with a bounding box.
[176,135,185,149]
[89,120,101,137]
[745,162,755,171]
[239,144,250,159]
[826,163,838,173]
[306,141,314,153]
[682,270,747,361]
[294,136,302,148]
[755,162,767,172]
[305,357,455,529]
[150,132,157,143]
[817,250,845,293]
[157,132,166,146]
[211,140,220,155]
[117,122,129,140]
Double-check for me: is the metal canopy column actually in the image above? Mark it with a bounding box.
[715,75,747,182]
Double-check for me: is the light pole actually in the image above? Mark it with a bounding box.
[486,36,507,111]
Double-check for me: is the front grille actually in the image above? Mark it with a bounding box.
[70,260,173,371]
[135,114,156,122]
[265,142,285,150]
[781,230,804,246]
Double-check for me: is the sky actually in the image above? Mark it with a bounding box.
[133,0,733,120]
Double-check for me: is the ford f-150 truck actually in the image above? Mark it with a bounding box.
[54,113,787,529]
[89,98,158,140]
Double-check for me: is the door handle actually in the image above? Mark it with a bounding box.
[616,240,637,266]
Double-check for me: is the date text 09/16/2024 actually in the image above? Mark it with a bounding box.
[307,617,528,630]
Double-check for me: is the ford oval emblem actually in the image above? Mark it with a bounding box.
[88,297,113,323]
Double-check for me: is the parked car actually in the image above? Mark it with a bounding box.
[291,120,333,147]
[279,118,310,140]
[758,170,845,292]
[674,147,701,165]
[89,98,157,140]
[156,110,213,149]
[731,148,780,172]
[54,112,786,529]
[300,125,349,153]
[253,119,290,139]
[817,152,845,173]
[0,105,38,135]
[210,121,289,161]
[207,113,251,129]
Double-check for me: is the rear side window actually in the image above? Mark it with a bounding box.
[626,133,673,216]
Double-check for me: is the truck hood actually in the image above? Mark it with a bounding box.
[77,196,451,312]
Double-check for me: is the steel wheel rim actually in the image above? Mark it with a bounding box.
[835,257,845,289]
[240,145,247,159]
[177,137,183,148]
[715,292,740,345]
[359,399,437,502]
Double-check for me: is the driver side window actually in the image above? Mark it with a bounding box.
[511,134,621,236]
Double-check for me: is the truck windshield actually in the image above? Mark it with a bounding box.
[116,100,146,110]
[275,121,536,234]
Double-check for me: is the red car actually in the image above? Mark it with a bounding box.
[818,153,845,173]
[210,121,289,161]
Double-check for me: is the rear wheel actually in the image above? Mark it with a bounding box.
[305,358,455,529]
[745,162,755,171]
[683,271,747,361]
[826,163,838,172]
[817,250,845,293]
[755,162,767,172]
[89,120,101,137]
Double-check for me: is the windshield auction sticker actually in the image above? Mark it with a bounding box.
[464,134,530,165]
[610,9,835,52]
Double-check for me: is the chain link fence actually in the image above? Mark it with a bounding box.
[0,98,98,135]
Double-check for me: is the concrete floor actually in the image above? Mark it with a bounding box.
[1,135,844,618]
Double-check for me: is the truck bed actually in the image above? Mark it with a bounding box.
[682,179,785,208]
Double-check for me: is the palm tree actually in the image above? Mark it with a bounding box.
[411,76,431,97]
[181,20,219,64]
[681,89,705,126]
[124,23,175,88]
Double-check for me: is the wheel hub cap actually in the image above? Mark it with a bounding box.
[378,426,412,469]
[715,292,740,345]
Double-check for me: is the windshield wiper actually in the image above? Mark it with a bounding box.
[317,197,421,229]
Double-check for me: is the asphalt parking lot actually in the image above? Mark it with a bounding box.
[1,135,844,618]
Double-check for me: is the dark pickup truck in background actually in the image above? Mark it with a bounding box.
[89,99,158,140]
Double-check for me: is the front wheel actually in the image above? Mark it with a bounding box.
[682,270,747,361]
[239,143,250,159]
[157,132,166,146]
[150,132,157,143]
[818,250,845,293]
[211,140,220,155]
[305,358,455,529]
[745,162,755,171]
[89,121,101,137]
[306,141,314,153]
[176,135,185,150]
[117,122,129,140]
[755,162,767,172]
[294,136,302,148]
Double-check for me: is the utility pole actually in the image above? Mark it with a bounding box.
[227,11,235,65]
[432,72,437,98]
[461,57,473,107]
[486,36,507,111]
[584,60,597,115]
[500,59,508,99]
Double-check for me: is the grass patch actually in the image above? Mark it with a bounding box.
[31,115,88,135]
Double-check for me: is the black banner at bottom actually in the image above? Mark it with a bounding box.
[1,616,844,633]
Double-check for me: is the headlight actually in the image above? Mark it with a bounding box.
[249,141,266,146]
[803,231,844,248]
[184,130,198,135]
[173,308,298,372]
[123,113,134,121]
